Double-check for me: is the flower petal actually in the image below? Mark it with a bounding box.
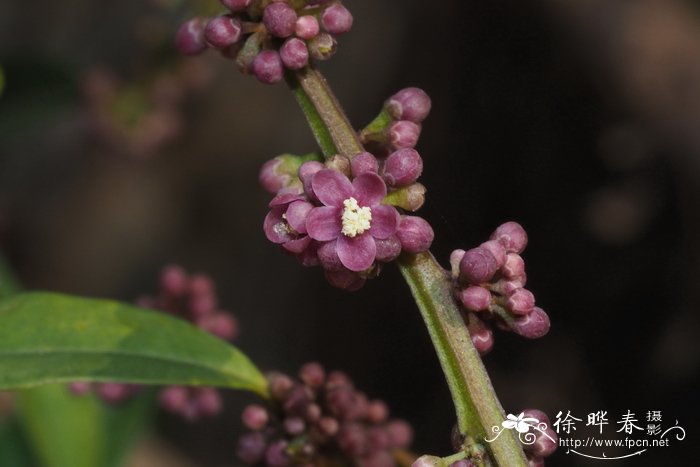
[306,206,341,241]
[312,169,353,207]
[264,207,292,243]
[352,172,387,207]
[337,233,376,272]
[269,191,304,207]
[369,204,400,239]
[516,421,531,434]
[286,200,314,234]
[282,235,311,254]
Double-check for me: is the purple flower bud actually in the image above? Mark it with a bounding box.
[367,400,389,423]
[480,240,506,269]
[459,286,492,311]
[318,416,340,436]
[385,87,432,123]
[450,249,466,278]
[176,18,208,56]
[506,288,535,315]
[237,432,266,464]
[160,264,188,296]
[196,312,238,340]
[284,416,306,435]
[280,38,309,70]
[459,247,498,284]
[265,440,292,467]
[386,420,413,448]
[383,148,423,186]
[305,403,322,422]
[396,216,434,254]
[204,16,242,49]
[389,121,421,149]
[360,450,394,467]
[375,235,402,263]
[467,312,494,355]
[338,423,368,456]
[351,151,379,177]
[450,461,475,467]
[299,362,326,388]
[194,387,222,417]
[160,385,188,412]
[295,15,320,40]
[502,252,525,278]
[321,3,354,34]
[221,0,251,12]
[242,404,269,430]
[510,307,550,339]
[527,457,545,467]
[308,32,337,60]
[490,221,528,253]
[491,275,527,295]
[283,385,313,415]
[263,2,297,38]
[522,408,550,425]
[525,426,558,458]
[259,157,290,194]
[269,372,295,400]
[411,455,441,467]
[97,383,135,403]
[252,49,284,84]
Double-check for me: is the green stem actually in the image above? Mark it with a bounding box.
[288,68,528,467]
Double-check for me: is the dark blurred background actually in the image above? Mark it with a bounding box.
[1,0,698,465]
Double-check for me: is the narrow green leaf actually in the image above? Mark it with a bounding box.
[0,292,268,398]
[16,385,104,467]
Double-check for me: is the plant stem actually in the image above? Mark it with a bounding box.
[287,66,528,466]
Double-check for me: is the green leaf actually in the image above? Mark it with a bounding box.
[0,292,268,398]
[0,416,38,467]
[16,385,104,467]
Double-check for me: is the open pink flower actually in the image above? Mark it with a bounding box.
[306,169,400,271]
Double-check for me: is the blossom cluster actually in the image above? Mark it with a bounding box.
[450,222,550,354]
[176,0,353,84]
[237,362,413,466]
[71,265,238,420]
[260,88,435,290]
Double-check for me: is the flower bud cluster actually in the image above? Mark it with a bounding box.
[260,87,435,290]
[237,362,413,466]
[519,409,558,465]
[176,0,353,84]
[71,265,238,420]
[450,222,550,354]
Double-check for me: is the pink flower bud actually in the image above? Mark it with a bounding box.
[396,216,434,253]
[176,18,208,56]
[263,2,297,38]
[459,247,498,284]
[383,148,423,187]
[385,87,432,123]
[351,151,379,177]
[459,286,492,311]
[510,307,550,339]
[295,15,320,40]
[252,50,284,84]
[389,120,421,149]
[280,38,309,70]
[490,221,528,253]
[506,288,535,315]
[321,3,354,35]
[480,239,507,269]
[502,252,525,278]
[204,16,242,49]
